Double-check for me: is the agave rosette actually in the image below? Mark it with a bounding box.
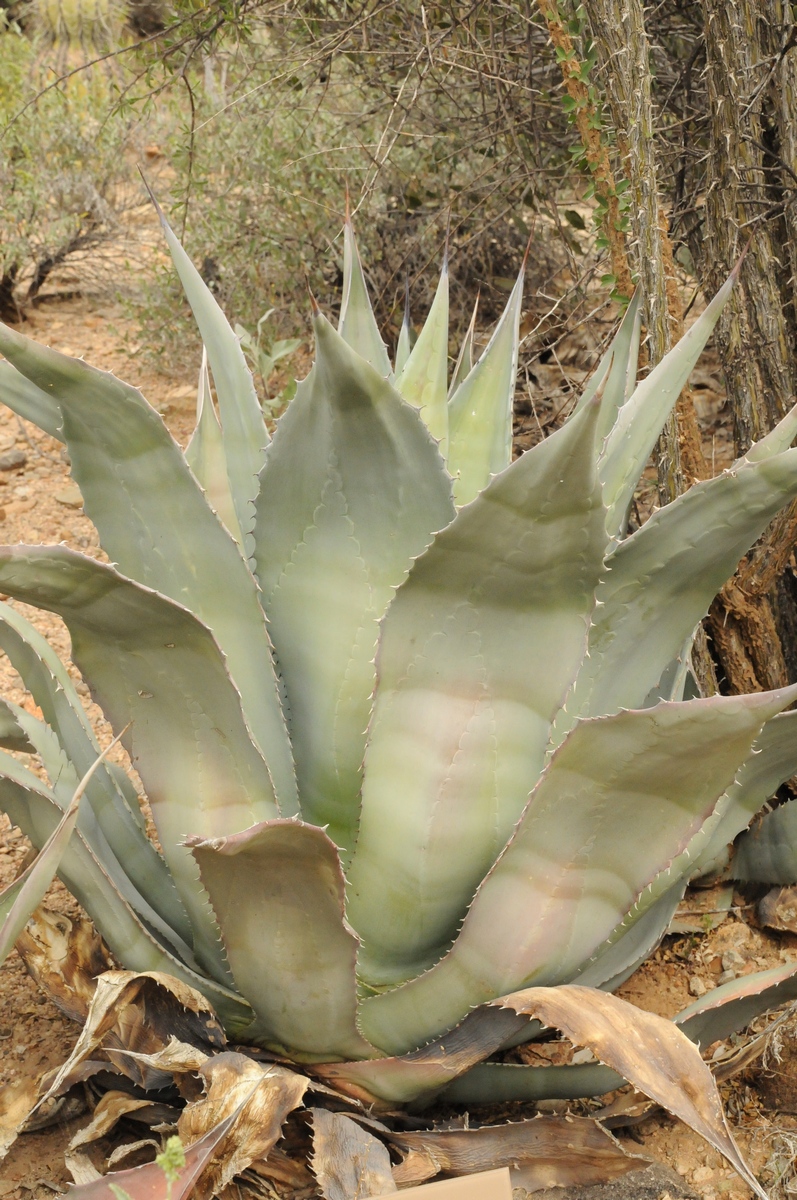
[0,212,797,1116]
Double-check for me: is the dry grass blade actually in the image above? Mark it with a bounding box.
[388,1115,649,1191]
[493,985,768,1199]
[311,1107,396,1198]
[177,1052,309,1199]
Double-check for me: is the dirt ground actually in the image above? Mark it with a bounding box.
[0,282,794,1200]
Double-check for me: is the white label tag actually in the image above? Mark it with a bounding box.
[365,1167,513,1199]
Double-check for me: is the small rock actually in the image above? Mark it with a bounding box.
[0,508,7,523]
[689,975,707,997]
[692,1167,715,1184]
[55,486,83,509]
[717,969,737,985]
[13,1043,27,1057]
[721,949,745,971]
[0,449,26,471]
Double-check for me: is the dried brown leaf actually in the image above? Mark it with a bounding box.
[66,1100,245,1199]
[33,971,224,1119]
[388,1169,514,1198]
[177,1052,308,1199]
[387,1115,647,1192]
[492,984,767,1200]
[0,1075,40,1163]
[15,905,113,1021]
[311,1107,396,1199]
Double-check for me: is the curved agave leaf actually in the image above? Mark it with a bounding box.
[575,290,642,444]
[731,798,797,884]
[0,736,109,967]
[449,293,479,398]
[150,197,268,552]
[395,257,449,452]
[0,361,62,441]
[185,349,244,546]
[4,706,192,956]
[359,690,796,1055]
[600,267,738,537]
[447,262,525,506]
[573,883,686,992]
[740,400,797,464]
[0,546,281,982]
[254,314,453,850]
[314,1006,530,1104]
[348,399,606,986]
[394,281,412,377]
[0,698,32,752]
[0,322,296,812]
[190,820,373,1062]
[0,765,252,1034]
[692,709,797,880]
[676,962,797,1047]
[0,599,190,946]
[339,217,393,379]
[560,449,797,734]
[438,1062,624,1105]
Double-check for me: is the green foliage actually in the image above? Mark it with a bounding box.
[2,217,797,1106]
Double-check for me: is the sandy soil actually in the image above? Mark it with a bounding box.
[0,288,792,1200]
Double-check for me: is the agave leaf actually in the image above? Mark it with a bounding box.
[0,736,108,967]
[348,399,606,986]
[395,257,449,452]
[490,986,767,1200]
[0,361,63,441]
[449,293,479,398]
[0,600,190,945]
[438,1062,624,1105]
[573,883,686,991]
[360,689,796,1054]
[185,349,244,546]
[0,698,32,752]
[740,400,797,464]
[447,262,525,506]
[575,290,642,444]
[676,962,797,1046]
[151,198,268,551]
[4,706,193,958]
[730,798,797,883]
[394,279,412,377]
[0,323,296,811]
[254,314,453,850]
[691,709,797,880]
[315,1006,530,1104]
[600,267,737,537]
[0,545,281,981]
[339,216,393,379]
[189,820,373,1062]
[0,764,252,1033]
[560,449,797,733]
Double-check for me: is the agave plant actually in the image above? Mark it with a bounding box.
[2,208,797,1136]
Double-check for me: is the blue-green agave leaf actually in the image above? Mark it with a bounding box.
[600,268,737,537]
[730,798,797,884]
[348,399,606,989]
[438,1062,624,1105]
[339,216,393,379]
[560,449,797,734]
[447,262,525,506]
[0,697,33,752]
[0,599,190,945]
[0,361,62,441]
[0,762,252,1034]
[359,689,796,1055]
[0,546,281,983]
[185,349,244,546]
[254,314,453,851]
[152,200,268,551]
[676,962,797,1047]
[740,401,797,464]
[0,321,296,811]
[575,289,642,445]
[395,258,449,452]
[394,282,412,377]
[448,293,479,398]
[190,819,374,1062]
